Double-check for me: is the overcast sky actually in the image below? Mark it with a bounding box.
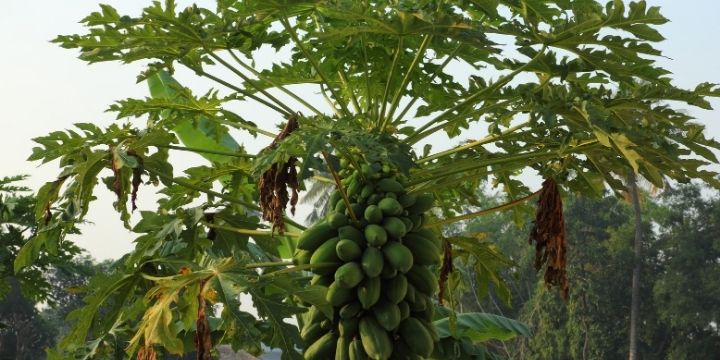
[1,1,719,260]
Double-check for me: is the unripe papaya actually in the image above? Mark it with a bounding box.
[357,277,381,309]
[398,193,417,208]
[378,198,403,216]
[293,249,312,265]
[305,305,326,325]
[372,301,401,331]
[360,184,374,200]
[339,301,362,319]
[361,247,384,278]
[382,242,414,273]
[409,294,427,312]
[406,194,434,214]
[380,265,397,279]
[328,212,349,228]
[335,262,365,288]
[336,239,362,262]
[399,217,414,234]
[310,274,334,287]
[403,235,441,265]
[406,265,438,295]
[398,301,410,320]
[349,338,368,360]
[346,178,362,199]
[348,203,365,219]
[404,283,416,304]
[413,229,441,249]
[304,332,338,360]
[301,322,326,346]
[377,178,404,193]
[399,318,434,358]
[361,164,376,178]
[364,205,383,224]
[298,222,337,251]
[389,339,420,360]
[339,317,359,339]
[364,224,388,246]
[328,281,355,307]
[329,190,342,209]
[310,237,341,275]
[335,200,348,213]
[383,273,408,304]
[336,337,350,360]
[359,316,393,360]
[382,217,407,239]
[366,193,381,205]
[339,226,366,247]
[418,318,440,343]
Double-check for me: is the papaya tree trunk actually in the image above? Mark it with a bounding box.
[627,173,643,360]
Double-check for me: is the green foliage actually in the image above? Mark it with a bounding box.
[17,0,720,358]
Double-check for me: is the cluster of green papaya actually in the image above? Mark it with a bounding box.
[293,161,441,360]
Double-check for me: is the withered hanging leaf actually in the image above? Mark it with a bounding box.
[137,347,157,360]
[111,147,123,201]
[195,279,213,360]
[258,115,300,234]
[529,178,569,299]
[129,150,144,211]
[438,238,453,305]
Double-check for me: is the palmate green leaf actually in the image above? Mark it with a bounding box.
[213,271,265,356]
[244,279,304,360]
[434,312,532,342]
[146,71,243,164]
[450,236,515,307]
[60,272,140,350]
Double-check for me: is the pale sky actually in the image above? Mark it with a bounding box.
[1,1,718,260]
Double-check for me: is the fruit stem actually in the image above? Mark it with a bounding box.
[321,151,359,222]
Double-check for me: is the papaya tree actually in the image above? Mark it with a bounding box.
[16,0,720,359]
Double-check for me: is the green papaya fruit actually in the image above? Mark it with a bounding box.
[357,277,381,309]
[297,222,337,251]
[403,235,440,265]
[359,316,393,360]
[336,337,350,360]
[301,322,326,346]
[335,262,365,288]
[364,224,388,246]
[364,205,383,224]
[339,226,366,247]
[329,211,349,229]
[339,316,359,338]
[327,281,355,307]
[309,237,341,275]
[382,242,414,273]
[406,265,438,295]
[361,247,384,278]
[372,301,401,331]
[336,239,363,262]
[349,338,368,360]
[406,194,434,214]
[377,178,404,193]
[383,273,408,304]
[304,332,338,360]
[382,217,407,239]
[378,198,403,216]
[339,301,362,319]
[399,318,434,358]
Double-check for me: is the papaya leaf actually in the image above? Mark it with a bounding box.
[434,312,531,342]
